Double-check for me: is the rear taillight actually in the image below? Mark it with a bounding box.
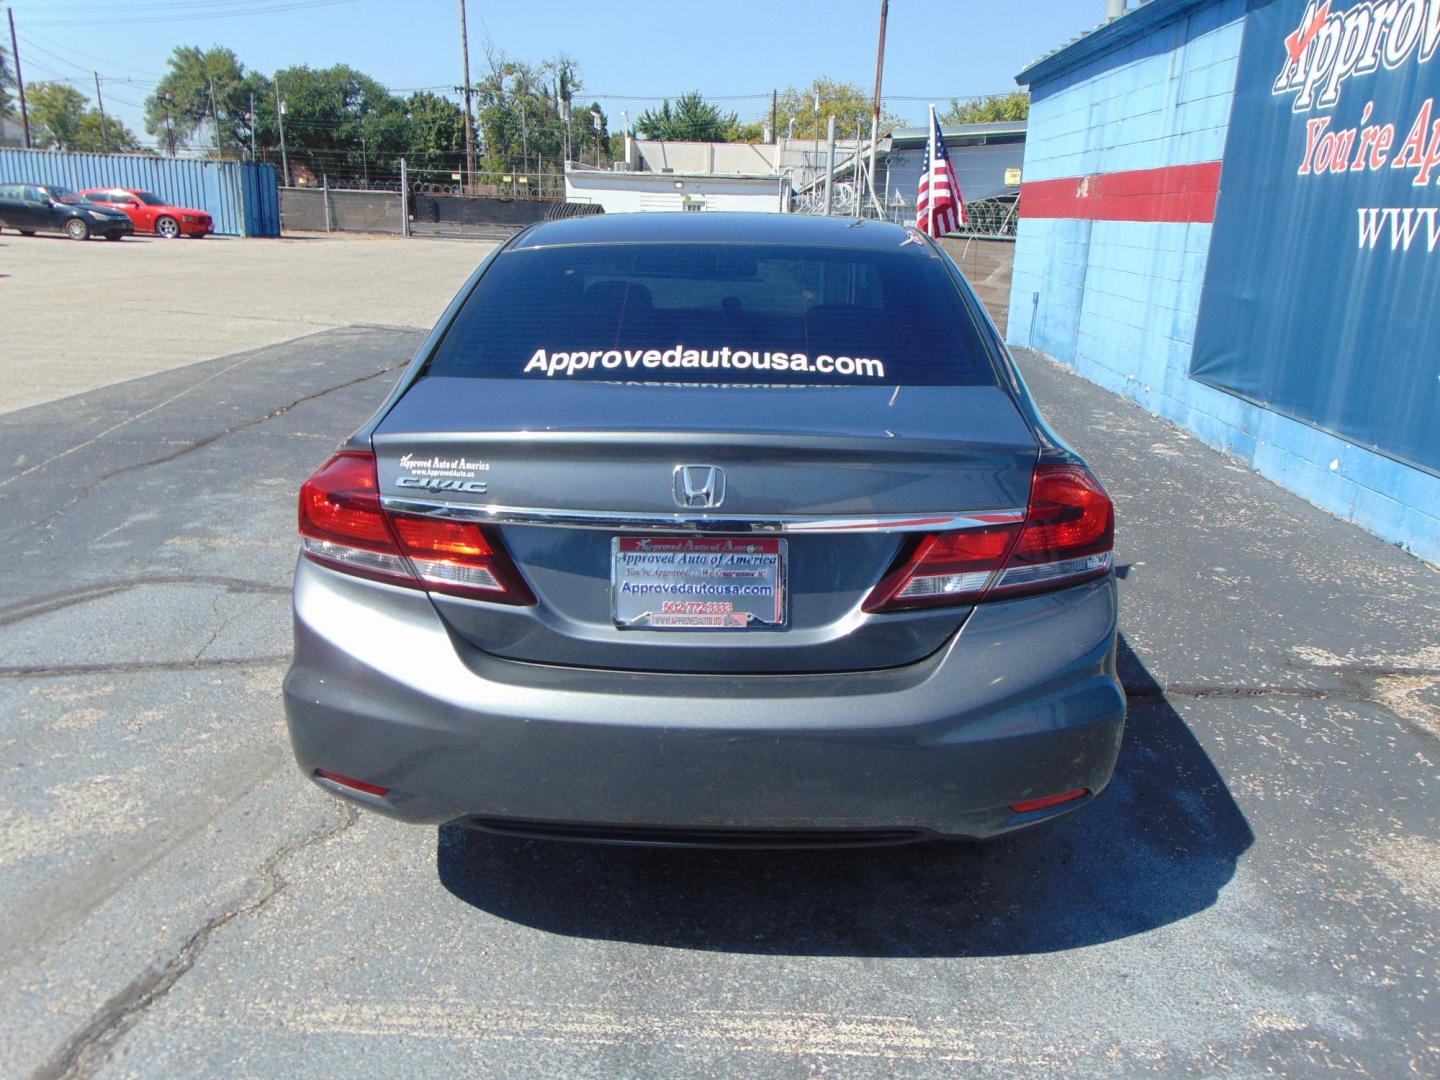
[389,513,535,603]
[990,464,1113,598]
[298,451,533,605]
[863,463,1113,613]
[298,452,414,586]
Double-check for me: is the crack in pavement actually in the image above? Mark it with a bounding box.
[2,623,1432,735]
[1124,668,1440,745]
[0,323,386,492]
[96,363,405,486]
[0,575,288,629]
[1,358,406,548]
[0,655,289,679]
[29,802,359,1080]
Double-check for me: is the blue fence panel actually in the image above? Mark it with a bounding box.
[0,149,279,236]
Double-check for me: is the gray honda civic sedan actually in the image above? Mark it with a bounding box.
[284,212,1123,846]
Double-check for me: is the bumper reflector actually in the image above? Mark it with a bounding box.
[315,769,389,797]
[1009,788,1088,814]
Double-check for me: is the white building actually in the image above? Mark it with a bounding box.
[0,114,26,149]
[562,126,1023,221]
[562,135,875,214]
[564,164,791,215]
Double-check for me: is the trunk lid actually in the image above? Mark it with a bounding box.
[372,376,1038,673]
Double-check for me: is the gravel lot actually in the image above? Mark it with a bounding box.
[0,234,1436,1078]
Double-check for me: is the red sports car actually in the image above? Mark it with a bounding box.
[79,188,213,238]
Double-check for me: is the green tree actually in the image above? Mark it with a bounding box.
[402,90,465,178]
[941,92,1029,125]
[260,64,406,183]
[730,119,766,142]
[27,81,138,151]
[635,92,739,142]
[27,82,87,149]
[144,46,266,157]
[77,110,140,153]
[774,78,907,142]
[576,100,609,166]
[475,52,556,175]
[1,44,15,119]
[474,48,601,183]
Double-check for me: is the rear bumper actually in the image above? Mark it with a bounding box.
[284,559,1125,842]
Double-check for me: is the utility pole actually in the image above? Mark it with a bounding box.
[812,89,820,184]
[457,0,475,193]
[161,94,175,156]
[93,72,109,152]
[770,89,777,148]
[208,79,222,158]
[8,10,30,148]
[824,114,836,216]
[249,90,257,159]
[274,82,288,182]
[867,0,889,218]
[561,98,571,167]
[399,158,409,237]
[853,119,864,219]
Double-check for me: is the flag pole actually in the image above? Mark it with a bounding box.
[927,104,937,238]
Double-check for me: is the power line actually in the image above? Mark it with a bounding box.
[14,27,1014,117]
[18,0,359,27]
[14,32,95,75]
[25,0,347,10]
[15,25,163,76]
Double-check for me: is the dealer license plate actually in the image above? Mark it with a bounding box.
[611,536,787,629]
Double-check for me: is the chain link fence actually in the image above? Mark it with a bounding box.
[791,183,1018,240]
[279,177,586,239]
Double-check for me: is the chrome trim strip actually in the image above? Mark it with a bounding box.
[380,496,1026,534]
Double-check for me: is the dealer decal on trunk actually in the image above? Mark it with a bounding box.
[396,453,490,494]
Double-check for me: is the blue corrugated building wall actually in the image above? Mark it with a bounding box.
[0,149,280,237]
[1008,0,1440,564]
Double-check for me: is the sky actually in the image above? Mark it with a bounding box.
[5,0,1106,149]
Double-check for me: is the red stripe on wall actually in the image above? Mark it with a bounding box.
[1021,162,1223,223]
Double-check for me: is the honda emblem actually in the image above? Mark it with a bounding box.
[673,465,725,509]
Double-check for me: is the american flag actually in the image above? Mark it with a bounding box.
[915,105,965,236]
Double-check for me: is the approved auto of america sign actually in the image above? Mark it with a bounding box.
[1272,0,1440,247]
[1272,0,1439,113]
[1190,0,1440,477]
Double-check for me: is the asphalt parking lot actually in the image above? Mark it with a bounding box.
[1,235,1437,1077]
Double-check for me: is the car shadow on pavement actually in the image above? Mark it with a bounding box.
[436,636,1253,957]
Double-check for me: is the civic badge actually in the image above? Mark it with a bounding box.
[674,464,725,509]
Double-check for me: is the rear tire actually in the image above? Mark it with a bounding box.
[65,218,90,241]
[105,233,125,241]
[156,216,180,239]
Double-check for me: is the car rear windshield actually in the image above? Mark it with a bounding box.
[425,242,998,386]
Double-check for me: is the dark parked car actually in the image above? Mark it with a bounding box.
[285,213,1124,847]
[0,183,134,240]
